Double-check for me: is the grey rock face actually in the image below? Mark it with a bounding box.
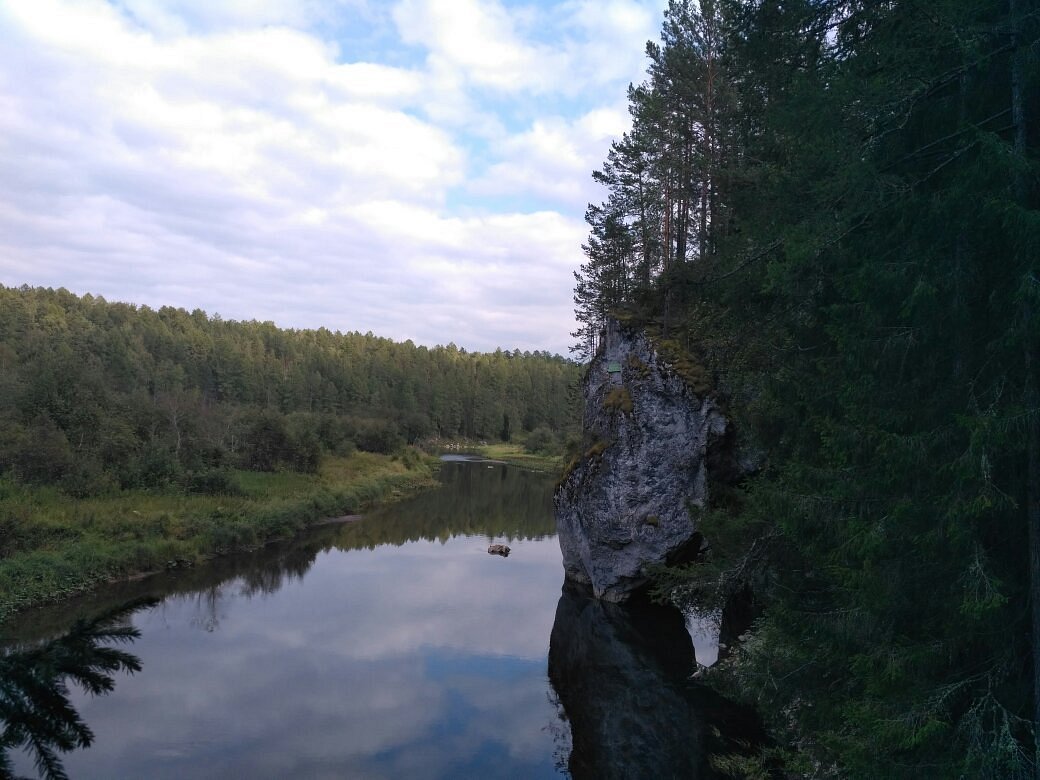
[554,320,727,602]
[547,582,711,779]
[548,582,769,778]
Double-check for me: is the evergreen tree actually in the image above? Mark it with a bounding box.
[0,286,581,492]
[579,0,1040,773]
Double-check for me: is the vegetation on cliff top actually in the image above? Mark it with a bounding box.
[577,0,1040,776]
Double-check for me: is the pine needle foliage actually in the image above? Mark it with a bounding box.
[580,0,1040,774]
[0,599,156,780]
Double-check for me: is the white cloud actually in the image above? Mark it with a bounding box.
[560,0,660,86]
[0,0,666,354]
[392,0,660,97]
[326,62,423,103]
[471,105,632,205]
[10,534,569,778]
[116,0,378,36]
[393,0,560,92]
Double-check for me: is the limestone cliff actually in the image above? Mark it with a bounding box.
[553,319,730,602]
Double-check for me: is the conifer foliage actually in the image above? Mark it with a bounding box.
[579,0,1040,774]
[0,285,578,494]
[1,600,154,780]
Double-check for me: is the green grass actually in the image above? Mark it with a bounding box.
[0,452,437,624]
[474,442,563,473]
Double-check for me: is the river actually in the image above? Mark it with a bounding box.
[2,459,750,779]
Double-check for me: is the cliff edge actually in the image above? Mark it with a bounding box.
[553,319,729,602]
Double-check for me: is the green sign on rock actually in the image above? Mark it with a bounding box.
[606,362,622,373]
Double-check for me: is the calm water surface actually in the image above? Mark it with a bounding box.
[3,460,741,779]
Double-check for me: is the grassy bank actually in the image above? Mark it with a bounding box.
[0,451,437,624]
[472,442,563,473]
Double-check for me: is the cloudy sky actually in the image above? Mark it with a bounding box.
[0,0,665,355]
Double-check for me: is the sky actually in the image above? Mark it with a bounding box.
[0,0,666,355]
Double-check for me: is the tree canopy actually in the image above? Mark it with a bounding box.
[0,285,579,494]
[578,0,1040,775]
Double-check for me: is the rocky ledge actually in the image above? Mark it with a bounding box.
[553,319,735,602]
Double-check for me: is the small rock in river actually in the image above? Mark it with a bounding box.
[488,544,511,557]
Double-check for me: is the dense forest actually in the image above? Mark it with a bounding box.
[576,0,1040,776]
[0,285,577,495]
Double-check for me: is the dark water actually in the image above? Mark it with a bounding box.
[2,460,749,779]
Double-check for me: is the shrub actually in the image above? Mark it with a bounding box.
[354,418,403,454]
[12,417,74,484]
[400,446,424,470]
[123,441,181,488]
[61,458,118,498]
[524,426,557,455]
[237,410,291,472]
[183,468,242,496]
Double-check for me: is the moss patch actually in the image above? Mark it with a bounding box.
[625,353,651,379]
[603,387,634,414]
[556,438,613,487]
[652,337,711,395]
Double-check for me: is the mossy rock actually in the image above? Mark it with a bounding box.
[652,337,711,395]
[557,456,582,486]
[609,307,641,326]
[556,440,613,487]
[603,387,634,414]
[625,353,651,379]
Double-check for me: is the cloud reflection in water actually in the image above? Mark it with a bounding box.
[8,463,566,779]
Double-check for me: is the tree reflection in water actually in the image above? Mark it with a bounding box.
[0,599,154,780]
[0,463,560,778]
[356,460,556,545]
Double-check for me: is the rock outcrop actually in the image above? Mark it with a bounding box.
[553,319,730,602]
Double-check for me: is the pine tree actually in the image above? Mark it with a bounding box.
[579,0,1040,773]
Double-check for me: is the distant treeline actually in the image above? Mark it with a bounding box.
[0,285,579,495]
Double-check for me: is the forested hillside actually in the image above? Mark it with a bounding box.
[0,285,577,494]
[577,0,1040,776]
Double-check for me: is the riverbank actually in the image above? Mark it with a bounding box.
[471,442,563,473]
[0,451,438,624]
